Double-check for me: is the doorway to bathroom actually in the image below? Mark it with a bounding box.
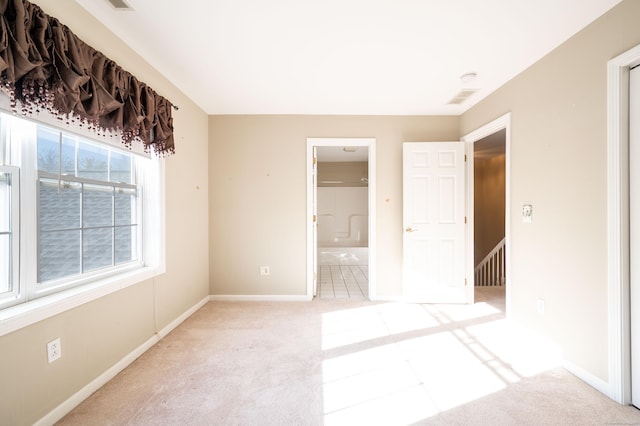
[306,138,376,300]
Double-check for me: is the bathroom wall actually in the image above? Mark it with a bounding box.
[317,187,368,247]
[317,161,368,247]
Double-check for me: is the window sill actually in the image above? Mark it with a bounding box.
[0,266,160,337]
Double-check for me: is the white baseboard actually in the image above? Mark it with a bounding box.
[157,296,209,339]
[209,295,403,302]
[209,294,312,302]
[35,295,210,426]
[369,296,404,302]
[562,359,611,398]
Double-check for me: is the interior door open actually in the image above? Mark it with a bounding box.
[402,142,470,303]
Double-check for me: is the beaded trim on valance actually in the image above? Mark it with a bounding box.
[0,0,175,155]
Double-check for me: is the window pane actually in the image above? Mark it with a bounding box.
[61,135,76,176]
[115,188,136,226]
[78,142,108,181]
[0,172,10,232]
[39,179,81,231]
[37,127,60,173]
[0,172,11,294]
[83,185,113,227]
[0,234,10,294]
[83,228,113,272]
[115,225,136,264]
[110,151,132,184]
[39,230,81,282]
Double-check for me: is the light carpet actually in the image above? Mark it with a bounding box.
[58,287,640,425]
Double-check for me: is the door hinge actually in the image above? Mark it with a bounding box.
[464,278,468,286]
[464,154,467,162]
[313,157,317,165]
[464,216,467,224]
[313,214,317,222]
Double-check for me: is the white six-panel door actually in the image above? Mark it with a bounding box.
[402,142,470,303]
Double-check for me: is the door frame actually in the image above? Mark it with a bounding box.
[630,59,640,408]
[306,137,377,300]
[461,112,511,313]
[607,43,640,405]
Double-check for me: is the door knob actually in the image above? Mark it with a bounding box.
[405,227,415,233]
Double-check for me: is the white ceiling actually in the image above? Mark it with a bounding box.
[76,0,622,116]
[317,146,368,162]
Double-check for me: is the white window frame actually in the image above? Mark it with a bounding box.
[0,165,20,307]
[0,104,166,337]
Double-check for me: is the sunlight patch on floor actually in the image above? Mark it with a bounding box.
[321,299,562,423]
[323,357,418,413]
[324,385,439,426]
[322,344,404,383]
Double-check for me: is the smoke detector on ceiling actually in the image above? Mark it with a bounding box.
[105,0,133,10]
[460,72,478,84]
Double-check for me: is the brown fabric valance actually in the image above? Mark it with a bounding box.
[0,0,175,155]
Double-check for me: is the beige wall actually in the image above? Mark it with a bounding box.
[0,1,210,424]
[461,0,640,382]
[209,115,459,297]
[474,155,506,263]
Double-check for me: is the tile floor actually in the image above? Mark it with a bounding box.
[318,264,369,299]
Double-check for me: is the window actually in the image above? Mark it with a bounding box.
[0,111,163,313]
[36,126,140,289]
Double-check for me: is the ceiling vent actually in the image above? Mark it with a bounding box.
[447,88,478,105]
[105,0,133,10]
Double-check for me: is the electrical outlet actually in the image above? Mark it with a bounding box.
[537,299,545,316]
[47,338,61,363]
[259,266,270,276]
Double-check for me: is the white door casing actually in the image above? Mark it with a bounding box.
[312,147,318,297]
[402,142,469,303]
[306,138,376,300]
[630,64,640,407]
[607,43,640,405]
[461,113,511,313]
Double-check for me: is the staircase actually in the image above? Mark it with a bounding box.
[474,238,506,286]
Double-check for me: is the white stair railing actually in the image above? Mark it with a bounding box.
[474,238,506,286]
